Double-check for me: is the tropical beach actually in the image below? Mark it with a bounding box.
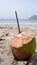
[0,0,37,65]
[0,23,37,65]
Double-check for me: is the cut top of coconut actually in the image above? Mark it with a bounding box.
[11,32,34,48]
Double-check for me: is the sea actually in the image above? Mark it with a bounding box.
[0,19,37,24]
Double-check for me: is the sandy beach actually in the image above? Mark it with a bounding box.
[0,23,37,65]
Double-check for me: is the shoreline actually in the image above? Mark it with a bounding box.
[0,23,37,24]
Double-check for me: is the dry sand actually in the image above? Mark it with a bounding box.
[0,23,37,65]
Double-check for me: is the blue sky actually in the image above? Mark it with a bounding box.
[0,0,37,19]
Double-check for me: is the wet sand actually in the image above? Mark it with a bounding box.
[0,23,37,65]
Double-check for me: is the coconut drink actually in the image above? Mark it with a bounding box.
[11,11,36,60]
[11,32,36,60]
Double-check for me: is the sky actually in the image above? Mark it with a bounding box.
[0,0,37,19]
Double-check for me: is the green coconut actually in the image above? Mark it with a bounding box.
[11,33,36,61]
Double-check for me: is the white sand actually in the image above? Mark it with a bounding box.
[0,23,37,65]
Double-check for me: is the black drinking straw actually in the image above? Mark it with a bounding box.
[15,11,21,33]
